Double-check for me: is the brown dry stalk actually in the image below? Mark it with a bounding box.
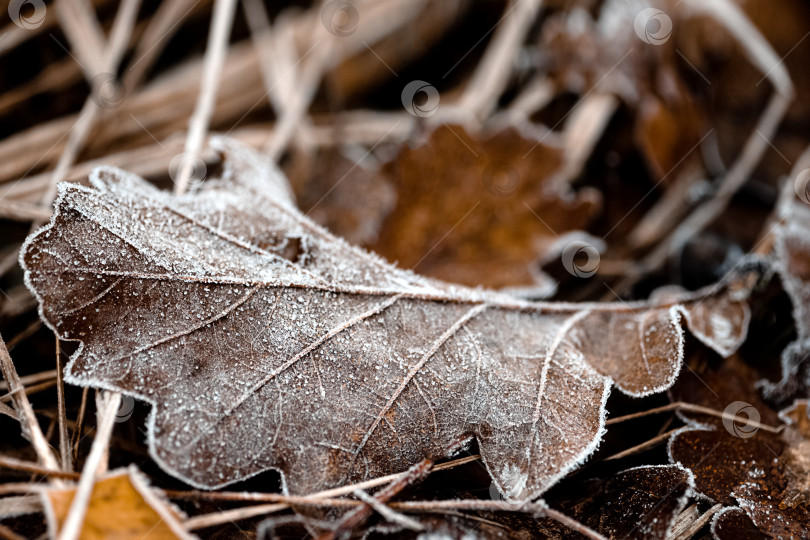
[56,392,121,540]
[606,401,784,434]
[174,0,237,193]
[0,456,80,480]
[0,334,60,472]
[55,338,72,473]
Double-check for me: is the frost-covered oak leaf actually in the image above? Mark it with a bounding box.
[22,137,750,499]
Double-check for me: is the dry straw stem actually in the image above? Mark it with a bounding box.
[457,0,543,121]
[324,460,434,539]
[671,503,724,540]
[0,0,453,204]
[640,0,794,273]
[55,391,121,540]
[0,456,79,480]
[0,334,61,474]
[174,0,238,194]
[40,0,143,213]
[605,401,784,434]
[0,379,58,403]
[55,339,72,473]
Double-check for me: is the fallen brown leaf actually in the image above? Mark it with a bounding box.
[42,466,190,539]
[22,137,751,500]
[761,185,810,402]
[372,124,600,292]
[668,351,810,536]
[711,506,765,539]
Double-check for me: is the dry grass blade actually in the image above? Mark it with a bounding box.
[0,334,60,472]
[55,392,121,540]
[323,459,433,539]
[71,388,89,464]
[640,0,794,271]
[0,495,43,519]
[0,379,58,403]
[604,429,680,461]
[672,503,723,540]
[458,0,543,121]
[0,456,79,480]
[54,0,107,80]
[40,0,143,212]
[0,402,15,420]
[123,0,206,90]
[54,338,71,473]
[605,401,784,434]
[0,369,56,392]
[175,0,238,193]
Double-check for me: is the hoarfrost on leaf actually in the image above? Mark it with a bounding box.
[21,137,751,499]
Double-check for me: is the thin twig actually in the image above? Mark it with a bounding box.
[0,369,56,391]
[322,459,433,539]
[56,392,121,540]
[71,387,89,463]
[55,337,72,473]
[178,454,481,530]
[4,320,43,351]
[544,507,609,540]
[352,489,424,531]
[0,379,59,402]
[606,401,784,433]
[175,0,238,193]
[170,454,482,503]
[604,429,679,461]
[0,456,80,480]
[183,503,293,531]
[40,0,142,211]
[457,0,543,121]
[672,503,723,540]
[0,333,61,472]
[640,0,794,272]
